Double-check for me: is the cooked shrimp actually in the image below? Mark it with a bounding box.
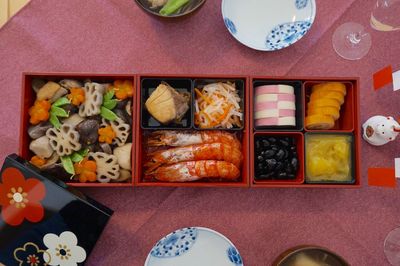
[145,143,242,172]
[147,130,241,148]
[146,160,241,182]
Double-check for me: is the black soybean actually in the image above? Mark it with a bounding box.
[275,162,284,172]
[262,139,270,147]
[264,149,275,158]
[276,149,285,160]
[279,139,289,147]
[283,150,289,159]
[255,136,299,181]
[266,159,277,171]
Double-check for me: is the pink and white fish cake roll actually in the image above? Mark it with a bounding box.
[255,101,296,111]
[255,93,295,103]
[255,117,296,126]
[255,85,294,95]
[254,109,296,119]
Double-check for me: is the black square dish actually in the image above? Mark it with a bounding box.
[304,133,355,184]
[141,78,193,129]
[193,78,245,131]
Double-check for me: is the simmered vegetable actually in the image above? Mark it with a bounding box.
[68,87,85,106]
[159,0,189,15]
[29,100,51,125]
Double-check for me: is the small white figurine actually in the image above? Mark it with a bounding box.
[362,115,400,146]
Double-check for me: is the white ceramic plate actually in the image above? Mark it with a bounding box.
[144,227,243,266]
[221,0,316,51]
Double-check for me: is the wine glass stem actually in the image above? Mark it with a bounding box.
[347,32,362,45]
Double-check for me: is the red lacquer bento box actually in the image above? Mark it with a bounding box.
[19,73,360,188]
[135,74,250,187]
[250,77,361,188]
[20,73,136,187]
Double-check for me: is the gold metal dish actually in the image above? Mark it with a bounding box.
[274,245,350,266]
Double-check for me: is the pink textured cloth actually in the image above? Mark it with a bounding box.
[1,0,400,265]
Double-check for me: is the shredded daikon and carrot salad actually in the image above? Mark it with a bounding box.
[194,82,243,129]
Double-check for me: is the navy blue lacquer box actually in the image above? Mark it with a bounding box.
[0,154,113,266]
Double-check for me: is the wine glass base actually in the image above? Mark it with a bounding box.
[332,22,372,60]
[384,227,400,265]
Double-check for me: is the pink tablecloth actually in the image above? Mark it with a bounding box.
[1,0,400,265]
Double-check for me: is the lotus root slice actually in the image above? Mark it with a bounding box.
[46,124,81,156]
[88,152,120,183]
[79,82,104,117]
[101,118,130,147]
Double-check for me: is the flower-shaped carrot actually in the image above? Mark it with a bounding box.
[28,100,51,125]
[112,80,133,100]
[67,87,85,106]
[30,155,46,168]
[98,125,116,144]
[74,158,97,183]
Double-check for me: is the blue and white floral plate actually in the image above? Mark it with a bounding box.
[145,227,243,266]
[222,0,316,51]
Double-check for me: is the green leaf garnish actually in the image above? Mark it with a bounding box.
[53,97,70,107]
[50,106,69,118]
[61,156,75,175]
[49,97,70,128]
[104,90,115,101]
[77,148,89,157]
[100,106,118,121]
[103,99,117,110]
[49,113,61,129]
[70,148,89,163]
[71,152,84,163]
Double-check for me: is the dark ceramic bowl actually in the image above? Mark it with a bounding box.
[135,0,206,18]
[274,246,350,266]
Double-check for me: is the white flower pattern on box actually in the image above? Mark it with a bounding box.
[42,231,86,266]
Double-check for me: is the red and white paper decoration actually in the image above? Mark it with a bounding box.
[373,65,400,91]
